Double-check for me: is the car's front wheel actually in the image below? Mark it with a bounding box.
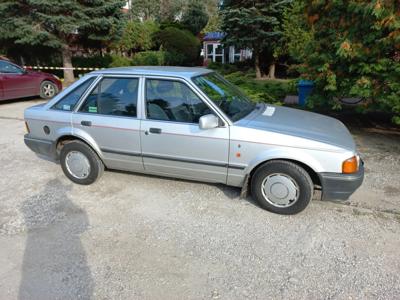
[40,80,58,99]
[60,140,104,185]
[251,160,313,215]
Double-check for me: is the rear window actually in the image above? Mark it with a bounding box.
[79,77,139,117]
[52,77,95,111]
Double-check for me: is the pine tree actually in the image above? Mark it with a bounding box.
[181,0,209,35]
[0,0,125,84]
[220,0,291,79]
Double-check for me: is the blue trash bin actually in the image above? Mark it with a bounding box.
[298,80,314,106]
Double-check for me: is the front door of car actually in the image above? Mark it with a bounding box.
[141,78,229,184]
[0,61,36,99]
[72,76,144,172]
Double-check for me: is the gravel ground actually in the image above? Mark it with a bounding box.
[0,99,399,300]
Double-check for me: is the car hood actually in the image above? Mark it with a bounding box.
[241,104,356,151]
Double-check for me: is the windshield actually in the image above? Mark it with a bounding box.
[192,72,256,122]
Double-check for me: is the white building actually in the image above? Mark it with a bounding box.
[202,32,252,64]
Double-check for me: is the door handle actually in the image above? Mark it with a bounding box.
[149,128,162,134]
[81,120,92,127]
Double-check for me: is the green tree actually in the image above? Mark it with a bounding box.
[282,0,313,62]
[131,0,185,22]
[130,0,161,20]
[0,0,125,84]
[116,20,159,54]
[302,0,400,124]
[220,0,291,79]
[181,0,209,35]
[202,0,222,33]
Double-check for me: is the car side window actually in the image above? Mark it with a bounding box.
[145,79,210,123]
[52,77,95,111]
[0,61,23,74]
[79,77,139,117]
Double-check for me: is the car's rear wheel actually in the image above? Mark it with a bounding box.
[251,160,313,215]
[40,80,58,99]
[60,140,104,185]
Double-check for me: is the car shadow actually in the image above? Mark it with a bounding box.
[18,179,93,300]
[110,168,261,208]
[0,96,44,105]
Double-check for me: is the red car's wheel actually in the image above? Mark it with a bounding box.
[40,81,58,99]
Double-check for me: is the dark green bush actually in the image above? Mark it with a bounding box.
[72,55,112,69]
[155,27,200,66]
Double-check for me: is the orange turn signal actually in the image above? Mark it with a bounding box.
[342,156,358,174]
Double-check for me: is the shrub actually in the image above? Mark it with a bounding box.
[155,27,200,66]
[222,71,294,103]
[109,55,132,67]
[131,51,166,66]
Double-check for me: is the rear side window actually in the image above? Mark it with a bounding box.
[79,77,138,117]
[52,77,95,111]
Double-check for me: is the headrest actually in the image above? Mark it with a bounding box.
[156,81,174,94]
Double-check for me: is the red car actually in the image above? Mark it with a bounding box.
[0,59,62,101]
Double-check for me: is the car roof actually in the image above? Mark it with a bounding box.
[91,66,213,79]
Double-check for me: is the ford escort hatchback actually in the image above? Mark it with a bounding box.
[24,67,364,214]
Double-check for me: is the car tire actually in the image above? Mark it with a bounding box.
[60,140,104,185]
[40,80,58,99]
[251,160,313,215]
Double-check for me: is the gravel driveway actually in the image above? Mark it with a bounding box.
[0,99,399,299]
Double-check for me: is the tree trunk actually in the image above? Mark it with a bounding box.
[62,45,75,86]
[254,51,262,79]
[267,63,276,79]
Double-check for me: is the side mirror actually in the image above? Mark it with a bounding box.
[199,114,219,130]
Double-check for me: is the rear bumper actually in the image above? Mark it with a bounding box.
[24,135,56,159]
[319,162,364,201]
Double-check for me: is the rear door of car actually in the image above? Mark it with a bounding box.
[72,75,144,172]
[140,76,230,184]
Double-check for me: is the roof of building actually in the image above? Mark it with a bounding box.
[203,32,226,41]
[91,66,212,78]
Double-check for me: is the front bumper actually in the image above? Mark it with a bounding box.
[24,135,56,159]
[318,162,364,201]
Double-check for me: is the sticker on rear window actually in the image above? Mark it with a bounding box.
[89,106,97,113]
[263,106,275,117]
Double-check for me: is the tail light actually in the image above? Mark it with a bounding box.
[342,156,358,174]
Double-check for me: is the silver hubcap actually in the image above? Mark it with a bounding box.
[261,173,299,207]
[65,151,91,179]
[43,83,56,97]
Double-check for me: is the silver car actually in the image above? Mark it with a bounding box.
[24,67,364,214]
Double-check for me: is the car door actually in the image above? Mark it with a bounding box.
[0,61,36,99]
[141,77,230,184]
[72,75,144,172]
